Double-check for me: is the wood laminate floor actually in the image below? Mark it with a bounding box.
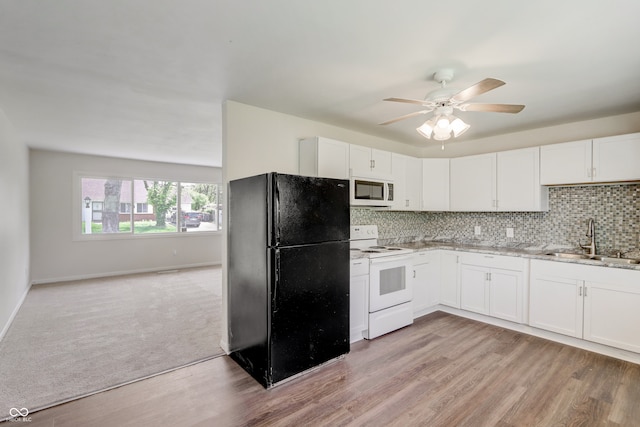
[22,312,640,427]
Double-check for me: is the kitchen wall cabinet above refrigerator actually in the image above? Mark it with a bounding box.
[540,132,640,185]
[299,136,350,180]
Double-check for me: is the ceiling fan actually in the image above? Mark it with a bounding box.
[380,69,525,143]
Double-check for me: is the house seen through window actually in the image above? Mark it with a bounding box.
[80,177,223,235]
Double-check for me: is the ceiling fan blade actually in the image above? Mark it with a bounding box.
[383,97,434,107]
[450,78,505,103]
[459,103,525,113]
[379,110,431,125]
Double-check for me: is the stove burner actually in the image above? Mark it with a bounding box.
[386,247,403,251]
[362,250,382,253]
[370,246,386,249]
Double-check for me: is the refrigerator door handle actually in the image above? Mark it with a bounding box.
[272,250,280,312]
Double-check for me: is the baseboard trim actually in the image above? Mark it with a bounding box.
[0,283,31,343]
[30,262,222,285]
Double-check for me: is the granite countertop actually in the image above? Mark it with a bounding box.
[360,239,640,271]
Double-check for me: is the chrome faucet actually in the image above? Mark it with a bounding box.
[579,218,596,256]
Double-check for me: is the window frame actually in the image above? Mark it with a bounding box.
[73,172,222,241]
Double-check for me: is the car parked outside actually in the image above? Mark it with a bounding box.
[183,212,202,227]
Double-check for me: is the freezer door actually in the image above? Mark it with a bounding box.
[272,174,349,246]
[269,241,350,385]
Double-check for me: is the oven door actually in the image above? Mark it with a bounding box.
[369,254,413,312]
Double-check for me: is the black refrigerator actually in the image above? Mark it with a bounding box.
[227,172,350,388]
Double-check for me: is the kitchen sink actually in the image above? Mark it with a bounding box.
[588,255,640,265]
[543,252,591,260]
[543,252,640,264]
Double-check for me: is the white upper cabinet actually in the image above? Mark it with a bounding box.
[540,132,640,185]
[497,147,548,212]
[451,148,547,212]
[540,139,593,185]
[422,158,450,211]
[391,153,422,210]
[592,133,640,182]
[349,145,393,177]
[450,153,496,211]
[298,137,350,180]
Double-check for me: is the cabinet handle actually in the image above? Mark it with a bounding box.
[353,261,363,265]
[584,287,588,297]
[592,168,596,178]
[579,286,582,296]
[406,199,410,207]
[587,168,591,178]
[413,270,416,279]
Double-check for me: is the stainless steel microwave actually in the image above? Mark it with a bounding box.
[350,176,394,207]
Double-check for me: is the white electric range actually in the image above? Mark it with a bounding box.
[350,225,414,258]
[350,225,414,339]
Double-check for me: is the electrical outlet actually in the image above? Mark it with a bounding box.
[506,228,514,238]
[474,226,481,236]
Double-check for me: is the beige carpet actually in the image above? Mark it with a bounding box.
[0,266,223,420]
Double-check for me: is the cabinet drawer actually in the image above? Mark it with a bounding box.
[350,258,369,276]
[459,252,525,271]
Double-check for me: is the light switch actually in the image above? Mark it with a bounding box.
[474,226,481,235]
[506,228,514,238]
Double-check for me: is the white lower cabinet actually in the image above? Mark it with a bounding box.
[349,259,369,343]
[459,253,527,323]
[411,251,440,317]
[440,251,460,308]
[530,260,640,353]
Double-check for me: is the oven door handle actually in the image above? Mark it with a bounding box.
[369,254,413,265]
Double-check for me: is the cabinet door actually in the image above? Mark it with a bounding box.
[540,140,592,185]
[489,269,523,323]
[460,264,490,315]
[450,153,496,211]
[592,132,640,182]
[391,153,408,210]
[371,149,393,176]
[497,147,546,211]
[349,144,373,176]
[405,156,422,210]
[529,273,583,338]
[583,279,640,353]
[349,273,369,343]
[440,251,459,308]
[422,158,450,211]
[299,137,350,179]
[412,252,440,316]
[316,138,350,179]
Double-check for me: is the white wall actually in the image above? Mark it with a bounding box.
[0,109,30,340]
[30,150,223,284]
[224,100,419,181]
[420,111,640,158]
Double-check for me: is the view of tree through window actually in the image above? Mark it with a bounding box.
[80,177,222,235]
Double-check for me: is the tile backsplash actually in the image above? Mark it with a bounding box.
[351,184,640,255]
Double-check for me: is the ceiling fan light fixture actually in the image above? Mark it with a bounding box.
[433,125,451,141]
[436,115,450,129]
[416,119,435,139]
[450,117,470,137]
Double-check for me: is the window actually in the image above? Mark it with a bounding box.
[80,176,221,236]
[81,178,131,234]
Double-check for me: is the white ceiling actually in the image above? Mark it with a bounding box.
[1,1,639,167]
